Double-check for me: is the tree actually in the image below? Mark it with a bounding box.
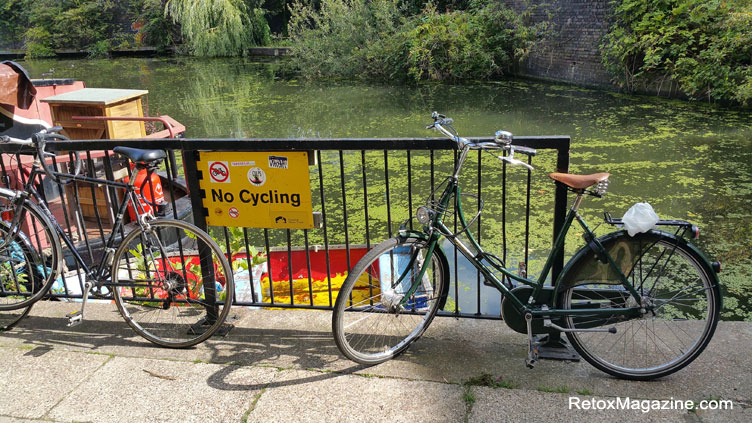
[165,0,270,56]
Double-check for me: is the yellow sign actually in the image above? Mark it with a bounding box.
[197,151,314,229]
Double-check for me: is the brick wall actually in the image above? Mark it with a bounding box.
[503,0,615,88]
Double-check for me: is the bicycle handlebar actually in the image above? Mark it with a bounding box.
[1,128,82,184]
[0,134,33,146]
[513,145,537,156]
[427,112,536,171]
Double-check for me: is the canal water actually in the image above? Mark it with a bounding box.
[18,57,752,320]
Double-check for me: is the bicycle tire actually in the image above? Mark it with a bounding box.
[0,304,32,331]
[557,230,720,380]
[333,236,448,365]
[0,195,62,311]
[111,219,234,348]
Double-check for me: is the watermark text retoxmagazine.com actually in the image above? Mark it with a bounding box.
[569,397,733,413]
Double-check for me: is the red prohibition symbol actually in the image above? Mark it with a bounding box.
[229,207,239,218]
[209,162,229,183]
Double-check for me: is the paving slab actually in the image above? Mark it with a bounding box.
[0,417,47,423]
[246,368,465,423]
[327,316,752,404]
[1,302,342,369]
[47,356,278,423]
[468,387,689,422]
[0,348,109,420]
[694,403,752,422]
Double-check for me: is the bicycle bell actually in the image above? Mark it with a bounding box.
[495,130,513,145]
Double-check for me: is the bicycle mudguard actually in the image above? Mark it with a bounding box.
[396,229,452,311]
[553,229,722,309]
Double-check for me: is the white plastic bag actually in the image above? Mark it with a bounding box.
[622,202,659,236]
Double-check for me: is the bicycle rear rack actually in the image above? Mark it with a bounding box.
[603,212,700,239]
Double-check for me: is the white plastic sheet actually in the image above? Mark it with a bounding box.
[622,202,659,236]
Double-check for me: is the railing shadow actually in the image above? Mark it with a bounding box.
[0,312,369,391]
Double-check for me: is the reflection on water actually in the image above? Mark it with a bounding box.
[19,57,752,320]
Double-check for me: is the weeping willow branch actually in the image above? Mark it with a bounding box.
[166,0,270,56]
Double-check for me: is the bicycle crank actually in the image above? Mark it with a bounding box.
[525,312,538,369]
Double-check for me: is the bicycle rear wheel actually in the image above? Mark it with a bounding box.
[332,236,448,365]
[558,231,720,380]
[111,219,233,348]
[0,196,61,311]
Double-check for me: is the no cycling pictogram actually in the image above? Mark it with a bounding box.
[209,161,230,183]
[228,207,239,218]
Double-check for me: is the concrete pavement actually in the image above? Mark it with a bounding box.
[0,301,749,422]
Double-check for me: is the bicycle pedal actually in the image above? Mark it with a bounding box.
[526,346,539,369]
[66,311,83,327]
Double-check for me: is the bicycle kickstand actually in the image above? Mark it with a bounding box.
[525,312,539,369]
[66,280,92,327]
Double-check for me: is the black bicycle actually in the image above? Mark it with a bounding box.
[0,128,233,348]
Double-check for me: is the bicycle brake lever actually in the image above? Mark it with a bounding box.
[499,155,534,171]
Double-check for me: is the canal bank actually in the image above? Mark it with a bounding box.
[0,47,290,60]
[1,301,749,422]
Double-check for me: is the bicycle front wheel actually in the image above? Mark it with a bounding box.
[559,231,720,380]
[112,219,233,348]
[333,236,448,365]
[0,196,61,311]
[1,305,32,331]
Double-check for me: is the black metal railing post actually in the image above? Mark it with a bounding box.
[538,138,578,360]
[182,148,219,323]
[551,139,571,284]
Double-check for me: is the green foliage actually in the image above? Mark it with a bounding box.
[88,40,110,58]
[462,389,476,405]
[139,0,180,48]
[398,0,470,16]
[0,0,30,48]
[288,0,548,82]
[4,0,162,56]
[602,0,752,104]
[536,385,570,393]
[54,0,118,49]
[402,2,545,81]
[165,0,271,57]
[23,25,55,58]
[208,226,267,273]
[0,0,175,54]
[288,0,403,79]
[464,373,517,389]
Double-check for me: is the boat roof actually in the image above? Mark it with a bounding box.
[41,88,149,105]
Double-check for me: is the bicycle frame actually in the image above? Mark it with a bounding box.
[400,145,643,321]
[7,159,152,286]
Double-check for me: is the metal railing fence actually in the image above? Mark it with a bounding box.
[0,135,569,319]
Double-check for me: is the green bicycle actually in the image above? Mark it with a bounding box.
[332,112,722,380]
